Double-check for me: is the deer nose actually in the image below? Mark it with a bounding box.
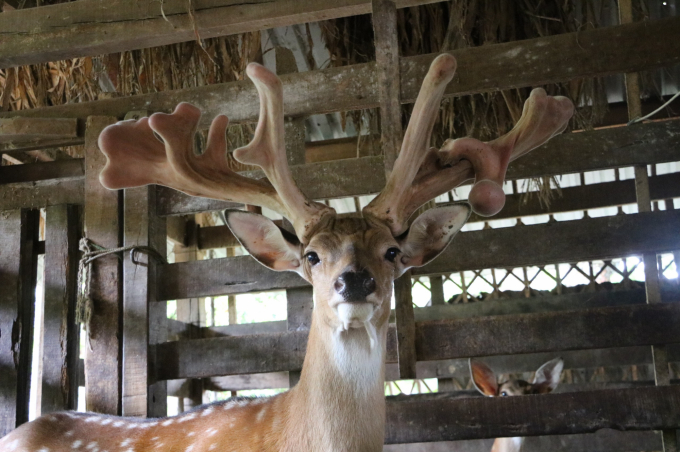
[334,270,376,300]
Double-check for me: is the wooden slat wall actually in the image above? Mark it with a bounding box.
[156,209,680,299]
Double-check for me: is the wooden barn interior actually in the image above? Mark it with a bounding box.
[1,0,679,450]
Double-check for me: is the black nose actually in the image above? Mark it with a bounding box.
[334,270,376,300]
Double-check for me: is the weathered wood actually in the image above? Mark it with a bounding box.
[286,287,313,387]
[41,204,80,414]
[4,17,680,127]
[417,210,680,275]
[83,116,121,415]
[394,272,417,379]
[156,156,386,216]
[0,0,441,69]
[0,118,78,142]
[384,386,680,443]
[123,185,166,417]
[155,303,680,380]
[0,159,83,185]
[158,210,680,299]
[372,0,402,172]
[0,209,39,436]
[0,178,83,211]
[415,303,680,362]
[385,430,662,452]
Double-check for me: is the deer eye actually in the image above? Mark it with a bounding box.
[384,247,401,263]
[500,391,508,397]
[305,252,320,266]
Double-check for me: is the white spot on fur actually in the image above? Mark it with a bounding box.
[161,419,174,426]
[113,421,125,427]
[37,448,50,452]
[86,443,98,450]
[201,407,214,417]
[185,446,194,452]
[120,439,131,447]
[8,439,18,451]
[187,432,195,437]
[72,440,83,449]
[256,407,267,423]
[209,445,217,451]
[206,428,218,437]
[100,418,112,425]
[64,431,74,437]
[84,417,99,423]
[178,413,196,423]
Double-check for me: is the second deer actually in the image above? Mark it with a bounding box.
[470,357,565,452]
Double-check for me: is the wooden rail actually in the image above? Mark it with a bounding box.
[154,302,680,380]
[385,385,680,443]
[3,17,680,127]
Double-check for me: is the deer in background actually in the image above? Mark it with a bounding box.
[1,54,573,452]
[470,358,565,452]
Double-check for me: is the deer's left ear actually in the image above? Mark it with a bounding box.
[225,210,303,274]
[532,357,564,394]
[396,204,470,276]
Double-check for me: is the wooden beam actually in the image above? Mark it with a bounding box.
[41,204,80,414]
[156,156,386,216]
[384,385,680,443]
[122,186,166,417]
[394,272,417,379]
[416,210,680,275]
[0,159,83,184]
[0,118,78,142]
[0,178,82,211]
[83,116,122,415]
[155,303,680,380]
[372,0,402,172]
[385,430,662,452]
[157,210,680,300]
[0,209,39,436]
[0,0,442,69]
[4,16,680,126]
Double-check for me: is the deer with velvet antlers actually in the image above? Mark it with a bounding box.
[1,54,572,452]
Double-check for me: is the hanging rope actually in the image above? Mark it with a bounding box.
[77,238,167,350]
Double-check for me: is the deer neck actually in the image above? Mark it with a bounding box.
[283,306,388,452]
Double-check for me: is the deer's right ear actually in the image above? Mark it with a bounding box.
[225,210,303,274]
[470,359,498,396]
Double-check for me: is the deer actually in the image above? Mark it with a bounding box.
[0,53,573,452]
[470,357,565,452]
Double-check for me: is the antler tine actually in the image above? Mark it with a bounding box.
[99,103,288,216]
[363,54,457,235]
[404,88,574,221]
[233,63,334,242]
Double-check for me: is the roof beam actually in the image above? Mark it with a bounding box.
[0,0,442,69]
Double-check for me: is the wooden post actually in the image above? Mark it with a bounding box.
[41,204,80,414]
[286,287,313,387]
[123,185,166,417]
[372,0,402,173]
[619,1,677,449]
[83,116,122,415]
[394,271,417,379]
[0,209,39,436]
[275,46,306,167]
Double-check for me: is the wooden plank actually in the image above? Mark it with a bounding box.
[0,178,83,211]
[156,156,386,216]
[372,0,402,172]
[0,118,78,142]
[286,287,313,387]
[394,272,417,379]
[158,210,680,299]
[384,386,680,443]
[123,185,166,417]
[83,116,121,415]
[385,430,662,452]
[0,159,83,185]
[4,16,680,127]
[41,204,80,414]
[156,303,680,380]
[0,0,441,69]
[416,210,680,275]
[415,303,680,362]
[154,330,309,379]
[0,209,38,436]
